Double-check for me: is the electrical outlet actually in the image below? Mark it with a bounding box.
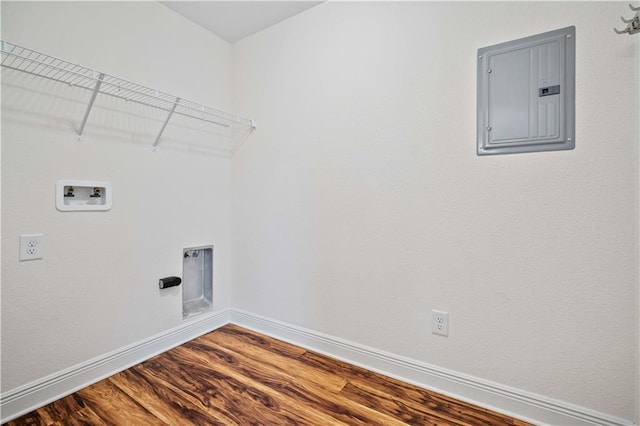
[19,233,44,261]
[432,310,449,336]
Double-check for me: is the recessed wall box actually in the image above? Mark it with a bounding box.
[477,26,575,155]
[182,245,213,318]
[56,180,112,211]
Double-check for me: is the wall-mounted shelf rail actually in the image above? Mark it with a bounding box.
[0,40,256,150]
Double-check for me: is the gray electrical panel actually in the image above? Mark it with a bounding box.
[477,26,575,155]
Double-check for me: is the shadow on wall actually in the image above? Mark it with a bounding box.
[1,71,249,158]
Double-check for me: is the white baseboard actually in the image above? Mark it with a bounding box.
[229,309,635,426]
[1,308,635,426]
[0,309,231,423]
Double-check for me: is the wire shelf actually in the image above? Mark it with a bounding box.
[0,40,256,149]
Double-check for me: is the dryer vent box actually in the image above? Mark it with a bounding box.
[182,245,213,318]
[477,26,575,155]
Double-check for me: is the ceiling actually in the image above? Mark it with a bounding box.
[161,1,323,43]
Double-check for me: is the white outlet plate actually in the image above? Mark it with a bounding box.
[432,310,449,336]
[20,233,44,261]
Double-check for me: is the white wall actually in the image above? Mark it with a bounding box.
[2,1,638,423]
[232,1,639,422]
[1,2,234,391]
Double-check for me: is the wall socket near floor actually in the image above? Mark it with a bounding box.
[432,310,449,336]
[19,233,44,261]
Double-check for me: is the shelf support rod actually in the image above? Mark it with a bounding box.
[77,72,105,141]
[152,98,180,151]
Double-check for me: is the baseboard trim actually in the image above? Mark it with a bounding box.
[229,309,635,426]
[1,308,634,426]
[0,309,231,423]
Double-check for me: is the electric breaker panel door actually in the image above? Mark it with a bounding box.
[477,26,575,155]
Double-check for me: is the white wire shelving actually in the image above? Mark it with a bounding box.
[0,40,256,150]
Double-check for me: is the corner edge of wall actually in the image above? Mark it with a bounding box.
[229,309,636,426]
[0,309,232,423]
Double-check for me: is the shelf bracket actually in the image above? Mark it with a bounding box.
[152,98,180,151]
[77,72,105,141]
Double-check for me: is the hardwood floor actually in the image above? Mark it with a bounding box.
[5,325,532,425]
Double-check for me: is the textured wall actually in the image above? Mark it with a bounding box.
[231,2,639,421]
[2,1,638,422]
[1,2,234,391]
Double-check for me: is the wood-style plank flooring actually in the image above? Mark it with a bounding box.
[6,325,532,425]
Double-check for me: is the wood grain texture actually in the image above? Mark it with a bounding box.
[5,325,533,426]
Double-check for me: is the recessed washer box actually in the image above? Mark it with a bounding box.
[56,180,112,211]
[477,26,575,155]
